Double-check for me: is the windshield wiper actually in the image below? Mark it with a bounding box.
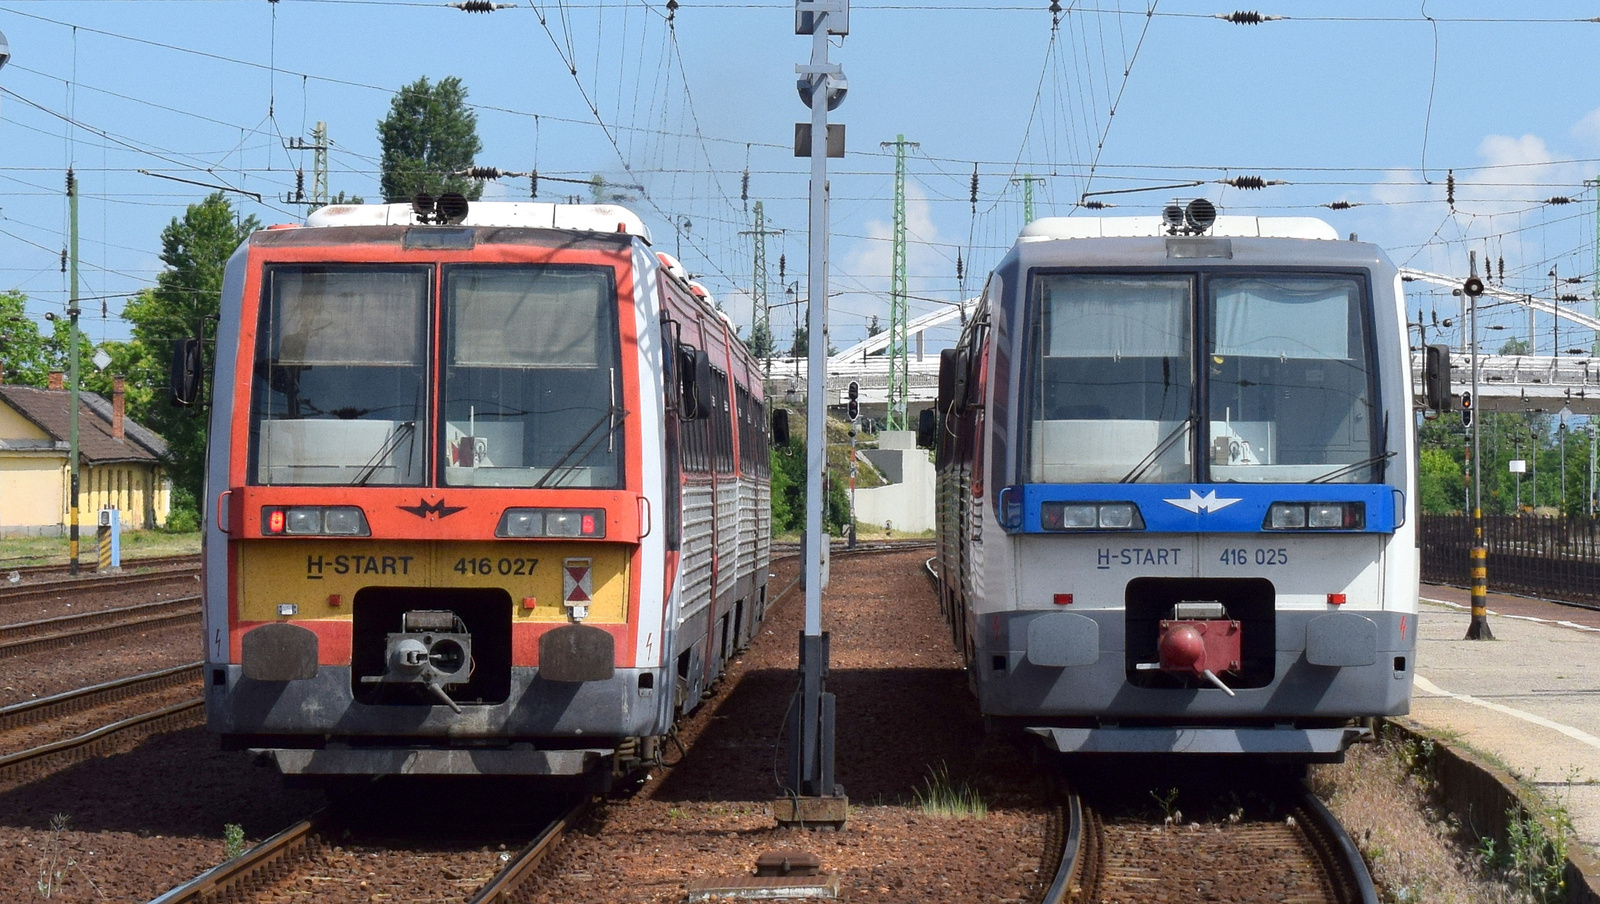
[1120,416,1194,484]
[1309,413,1392,484]
[353,421,416,486]
[534,405,628,489]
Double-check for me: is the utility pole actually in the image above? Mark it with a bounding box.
[1592,176,1600,356]
[783,0,848,827]
[1012,173,1046,226]
[880,134,916,430]
[739,201,783,380]
[1464,254,1492,640]
[283,122,329,208]
[67,168,82,576]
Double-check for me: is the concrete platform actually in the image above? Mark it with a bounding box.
[1408,583,1600,864]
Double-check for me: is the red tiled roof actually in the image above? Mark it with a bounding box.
[0,385,167,464]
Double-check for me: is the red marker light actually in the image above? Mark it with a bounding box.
[268,510,286,534]
[1327,593,1347,606]
[1053,593,1074,606]
[582,514,596,535]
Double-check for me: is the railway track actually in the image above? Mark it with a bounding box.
[0,664,204,785]
[0,553,200,582]
[0,595,201,658]
[1044,775,1376,904]
[0,564,200,611]
[146,796,590,904]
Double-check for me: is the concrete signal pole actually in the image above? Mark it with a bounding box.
[1463,254,1492,640]
[783,0,848,828]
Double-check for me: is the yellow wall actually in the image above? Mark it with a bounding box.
[79,462,170,530]
[0,404,49,440]
[0,456,67,533]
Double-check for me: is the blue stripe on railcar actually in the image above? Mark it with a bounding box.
[1003,483,1398,534]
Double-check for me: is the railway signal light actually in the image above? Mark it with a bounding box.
[1460,391,1473,427]
[846,380,859,421]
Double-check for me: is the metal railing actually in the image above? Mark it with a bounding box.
[1420,514,1600,606]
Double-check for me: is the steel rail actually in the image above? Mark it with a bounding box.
[467,797,592,903]
[0,596,200,658]
[0,697,203,784]
[0,567,200,608]
[0,553,200,580]
[144,814,322,904]
[1297,782,1380,904]
[1039,781,1086,904]
[0,662,201,733]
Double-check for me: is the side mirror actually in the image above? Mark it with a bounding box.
[771,408,791,446]
[170,337,202,407]
[1423,344,1452,411]
[938,347,970,413]
[915,408,936,449]
[678,346,714,420]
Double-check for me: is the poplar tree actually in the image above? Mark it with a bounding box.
[378,76,484,203]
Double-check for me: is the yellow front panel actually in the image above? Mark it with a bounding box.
[237,540,630,623]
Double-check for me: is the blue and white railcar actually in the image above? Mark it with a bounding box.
[928,208,1417,758]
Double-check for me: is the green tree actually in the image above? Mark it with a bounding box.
[122,193,260,508]
[0,291,49,386]
[378,76,483,203]
[1419,446,1465,513]
[747,320,774,359]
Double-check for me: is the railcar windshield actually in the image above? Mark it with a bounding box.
[1024,270,1380,485]
[249,266,429,486]
[441,265,623,488]
[1028,274,1195,483]
[1205,274,1378,483]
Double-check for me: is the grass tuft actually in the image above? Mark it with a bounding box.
[913,763,988,819]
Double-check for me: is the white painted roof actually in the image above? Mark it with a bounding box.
[1020,215,1340,241]
[303,201,652,244]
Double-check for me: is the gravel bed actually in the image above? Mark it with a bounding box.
[0,622,199,708]
[0,569,201,623]
[523,548,1054,904]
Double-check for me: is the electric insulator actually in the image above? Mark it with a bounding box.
[1226,175,1268,189]
[1325,201,1354,210]
[970,164,979,207]
[451,0,500,12]
[1446,170,1455,207]
[530,170,538,199]
[779,254,786,282]
[60,249,66,273]
[666,0,678,14]
[956,251,964,282]
[1498,256,1505,282]
[1082,200,1108,209]
[466,167,503,180]
[1547,196,1573,205]
[295,170,306,201]
[741,170,749,203]
[1049,0,1062,15]
[1221,10,1265,24]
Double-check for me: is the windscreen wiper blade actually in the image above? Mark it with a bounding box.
[1120,417,1193,484]
[353,421,416,486]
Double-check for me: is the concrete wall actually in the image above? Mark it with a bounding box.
[854,431,936,533]
[0,455,67,536]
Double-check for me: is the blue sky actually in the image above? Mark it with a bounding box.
[3,1,1600,357]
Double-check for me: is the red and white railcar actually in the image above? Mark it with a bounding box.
[184,198,770,777]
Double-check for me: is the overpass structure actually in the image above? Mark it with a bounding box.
[764,268,1600,418]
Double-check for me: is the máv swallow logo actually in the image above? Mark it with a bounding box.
[1163,490,1242,514]
[399,498,465,520]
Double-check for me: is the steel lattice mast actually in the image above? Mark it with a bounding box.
[882,134,916,430]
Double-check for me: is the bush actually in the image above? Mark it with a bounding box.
[165,486,200,533]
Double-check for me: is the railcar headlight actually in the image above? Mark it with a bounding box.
[1264,502,1364,530]
[262,506,370,536]
[496,508,606,538]
[1040,501,1144,531]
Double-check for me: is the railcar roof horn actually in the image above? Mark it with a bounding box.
[1165,198,1218,235]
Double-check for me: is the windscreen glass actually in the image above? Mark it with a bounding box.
[1027,273,1195,483]
[249,266,429,486]
[441,265,623,488]
[1206,274,1378,483]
